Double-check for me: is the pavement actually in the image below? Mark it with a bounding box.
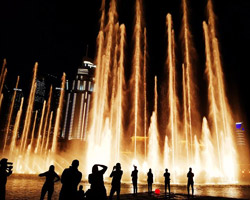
[114,192,248,200]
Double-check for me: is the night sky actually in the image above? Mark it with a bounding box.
[0,0,249,129]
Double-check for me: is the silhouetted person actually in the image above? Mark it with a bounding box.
[147,169,153,194]
[0,158,12,200]
[163,168,170,195]
[39,165,60,200]
[131,165,138,195]
[187,167,194,197]
[76,185,85,200]
[59,160,82,200]
[109,163,123,200]
[88,164,108,200]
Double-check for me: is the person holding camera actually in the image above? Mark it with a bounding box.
[87,164,108,200]
[0,158,13,200]
[109,163,123,200]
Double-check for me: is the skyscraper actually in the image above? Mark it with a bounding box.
[62,57,95,140]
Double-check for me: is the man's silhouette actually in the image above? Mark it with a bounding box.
[0,158,12,200]
[147,168,153,194]
[187,167,194,196]
[131,165,138,195]
[88,164,108,200]
[76,185,85,200]
[39,165,60,200]
[163,168,170,195]
[59,160,82,200]
[109,163,123,200]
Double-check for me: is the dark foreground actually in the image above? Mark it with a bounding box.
[117,192,248,200]
[6,175,250,199]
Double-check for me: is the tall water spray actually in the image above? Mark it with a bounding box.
[166,13,179,182]
[147,77,160,179]
[3,76,20,152]
[181,0,200,165]
[0,59,7,110]
[20,63,37,152]
[51,73,66,153]
[132,0,143,159]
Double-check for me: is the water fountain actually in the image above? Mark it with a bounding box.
[0,0,240,184]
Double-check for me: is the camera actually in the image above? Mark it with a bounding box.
[0,158,13,173]
[6,162,13,172]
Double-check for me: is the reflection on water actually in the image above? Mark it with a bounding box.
[6,175,250,199]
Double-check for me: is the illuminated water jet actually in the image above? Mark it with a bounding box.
[0,0,240,184]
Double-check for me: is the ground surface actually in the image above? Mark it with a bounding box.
[116,192,248,200]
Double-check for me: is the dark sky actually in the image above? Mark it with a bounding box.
[0,0,249,127]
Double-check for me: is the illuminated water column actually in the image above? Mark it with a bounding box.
[95,0,117,144]
[45,111,53,152]
[115,24,126,161]
[201,117,216,180]
[86,0,118,172]
[205,0,237,181]
[203,21,222,171]
[3,76,20,152]
[29,111,38,151]
[132,0,143,159]
[89,0,105,140]
[35,100,46,153]
[182,64,189,164]
[51,73,66,152]
[143,28,147,160]
[0,59,7,110]
[147,77,160,177]
[9,98,24,155]
[41,86,52,152]
[166,14,179,182]
[20,63,38,152]
[109,23,125,161]
[181,0,199,164]
[110,24,119,148]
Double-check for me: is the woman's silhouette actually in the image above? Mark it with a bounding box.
[88,164,108,200]
[39,165,60,200]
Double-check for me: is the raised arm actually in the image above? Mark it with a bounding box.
[39,172,47,177]
[95,164,107,174]
[110,166,115,177]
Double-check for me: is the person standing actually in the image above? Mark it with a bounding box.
[59,160,82,200]
[0,158,12,200]
[109,163,123,200]
[163,168,170,195]
[131,165,138,195]
[39,165,60,200]
[88,164,108,200]
[147,169,153,194]
[187,167,194,196]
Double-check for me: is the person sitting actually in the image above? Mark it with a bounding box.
[76,185,85,200]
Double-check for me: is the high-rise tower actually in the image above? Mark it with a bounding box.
[62,57,95,140]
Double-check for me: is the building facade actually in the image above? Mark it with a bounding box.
[62,58,95,140]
